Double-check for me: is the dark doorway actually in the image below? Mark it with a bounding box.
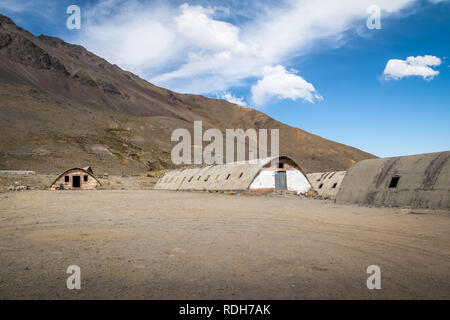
[275,171,287,189]
[72,176,81,188]
[388,176,400,188]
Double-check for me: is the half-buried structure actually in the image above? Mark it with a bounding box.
[307,171,346,199]
[336,151,450,209]
[154,156,312,194]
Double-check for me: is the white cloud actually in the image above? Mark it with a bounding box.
[76,1,179,74]
[251,65,322,105]
[217,92,247,107]
[175,4,247,54]
[384,55,442,80]
[71,0,431,99]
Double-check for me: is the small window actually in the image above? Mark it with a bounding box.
[188,176,193,182]
[175,177,179,182]
[197,176,201,181]
[238,172,243,179]
[182,177,186,183]
[83,175,88,182]
[215,175,220,180]
[278,162,284,169]
[204,175,210,182]
[226,174,231,180]
[388,176,400,188]
[64,176,69,182]
[318,183,323,189]
[332,183,337,189]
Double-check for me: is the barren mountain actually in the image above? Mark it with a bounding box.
[0,14,375,175]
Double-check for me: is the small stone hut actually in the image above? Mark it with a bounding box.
[50,166,101,190]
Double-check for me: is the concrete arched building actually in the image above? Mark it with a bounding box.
[336,151,450,209]
[307,171,346,199]
[154,156,312,194]
[50,166,102,190]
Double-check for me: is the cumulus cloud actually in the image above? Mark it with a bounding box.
[175,4,247,54]
[217,92,248,107]
[383,55,442,80]
[251,65,322,105]
[71,0,430,100]
[149,0,416,93]
[75,1,179,74]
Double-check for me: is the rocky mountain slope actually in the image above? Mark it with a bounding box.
[0,14,376,175]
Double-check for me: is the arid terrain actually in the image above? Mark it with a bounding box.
[0,14,375,175]
[0,190,448,299]
[0,172,161,191]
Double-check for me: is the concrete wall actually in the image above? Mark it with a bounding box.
[50,168,101,190]
[155,163,262,191]
[0,170,35,175]
[249,170,275,190]
[286,170,312,194]
[155,156,312,194]
[249,169,310,194]
[336,151,450,209]
[307,171,346,199]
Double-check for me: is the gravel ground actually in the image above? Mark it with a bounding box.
[0,190,449,299]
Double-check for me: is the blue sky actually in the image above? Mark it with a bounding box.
[0,0,449,157]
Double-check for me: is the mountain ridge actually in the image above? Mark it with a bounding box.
[0,13,376,174]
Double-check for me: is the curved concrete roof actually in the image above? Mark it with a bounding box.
[50,167,102,188]
[307,171,346,199]
[154,156,306,191]
[336,151,450,209]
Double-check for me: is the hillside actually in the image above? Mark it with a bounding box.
[0,14,376,175]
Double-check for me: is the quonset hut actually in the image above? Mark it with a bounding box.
[307,171,346,199]
[336,151,450,209]
[50,166,102,190]
[154,156,312,194]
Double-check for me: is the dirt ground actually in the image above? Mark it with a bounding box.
[0,190,449,299]
[0,173,160,191]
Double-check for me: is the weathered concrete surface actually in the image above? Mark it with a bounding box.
[154,156,311,194]
[0,190,449,299]
[49,168,102,190]
[336,151,450,209]
[307,171,346,199]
